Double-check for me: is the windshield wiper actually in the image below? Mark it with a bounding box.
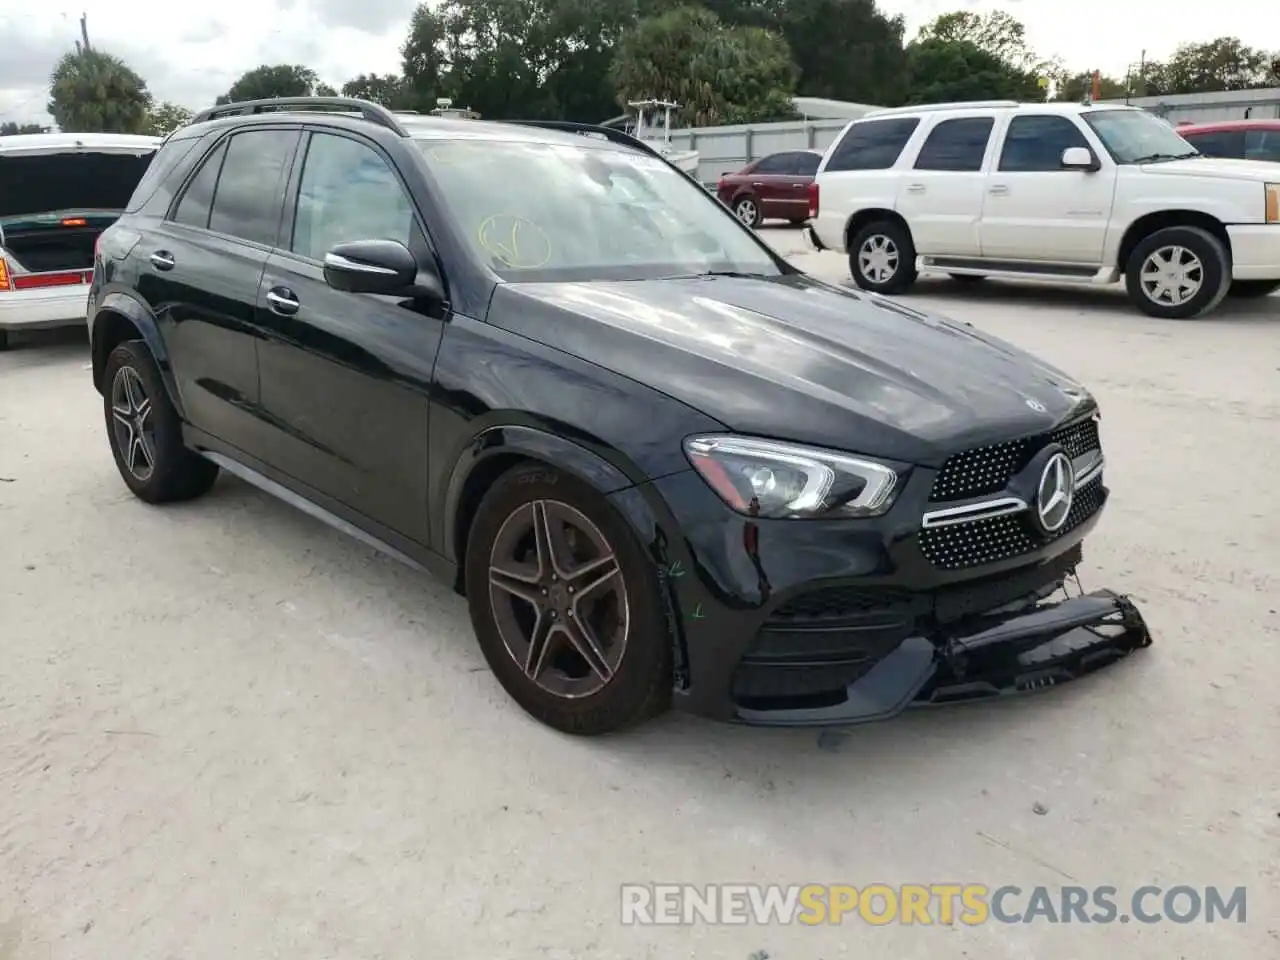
[1129,152,1200,164]
[656,269,768,280]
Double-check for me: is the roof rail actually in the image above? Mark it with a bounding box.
[188,96,410,136]
[864,100,1020,116]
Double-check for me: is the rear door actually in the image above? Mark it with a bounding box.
[134,127,300,448]
[980,114,1117,264]
[252,128,443,543]
[748,152,813,221]
[895,114,995,256]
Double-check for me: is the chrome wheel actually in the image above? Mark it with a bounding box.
[110,366,156,482]
[858,234,899,283]
[487,499,630,699]
[1140,245,1203,306]
[735,199,758,224]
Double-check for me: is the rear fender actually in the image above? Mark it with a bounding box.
[90,292,182,417]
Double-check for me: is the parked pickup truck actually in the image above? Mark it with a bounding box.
[807,100,1280,319]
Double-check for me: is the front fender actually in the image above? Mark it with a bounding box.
[91,291,183,418]
[440,424,638,564]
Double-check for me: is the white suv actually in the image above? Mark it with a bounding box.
[808,100,1280,319]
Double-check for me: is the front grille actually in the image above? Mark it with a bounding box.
[919,476,1105,571]
[769,585,915,624]
[929,415,1101,503]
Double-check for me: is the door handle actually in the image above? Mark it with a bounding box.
[988,184,1010,195]
[906,184,926,194]
[265,287,300,316]
[751,181,764,187]
[149,251,175,270]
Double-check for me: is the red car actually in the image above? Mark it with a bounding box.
[716,150,822,227]
[1175,119,1280,162]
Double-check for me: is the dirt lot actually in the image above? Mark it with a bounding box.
[1,231,1277,959]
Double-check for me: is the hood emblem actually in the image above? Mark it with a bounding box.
[1034,452,1075,535]
[1024,397,1048,413]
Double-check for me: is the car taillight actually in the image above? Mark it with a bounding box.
[807,182,820,219]
[0,257,10,292]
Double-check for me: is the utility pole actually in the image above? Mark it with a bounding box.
[80,12,90,51]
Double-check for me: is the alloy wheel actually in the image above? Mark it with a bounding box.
[110,365,156,482]
[487,499,630,699]
[735,199,757,224]
[1140,245,1204,306]
[858,234,899,284]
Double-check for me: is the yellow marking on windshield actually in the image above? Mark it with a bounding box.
[477,215,552,269]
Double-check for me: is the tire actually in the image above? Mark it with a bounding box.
[1227,279,1280,298]
[102,340,219,503]
[464,462,672,735]
[949,274,986,283]
[733,196,762,228]
[849,219,918,294]
[1124,225,1231,319]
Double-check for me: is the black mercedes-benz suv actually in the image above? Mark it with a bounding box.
[87,97,1150,735]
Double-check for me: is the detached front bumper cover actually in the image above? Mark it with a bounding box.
[733,587,1153,727]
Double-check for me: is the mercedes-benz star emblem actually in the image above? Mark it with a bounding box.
[1035,452,1075,535]
[1025,397,1048,413]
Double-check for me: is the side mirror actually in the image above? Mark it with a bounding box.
[1061,147,1100,172]
[323,239,443,300]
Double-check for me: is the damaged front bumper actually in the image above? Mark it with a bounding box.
[733,588,1152,727]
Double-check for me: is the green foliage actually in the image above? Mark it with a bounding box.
[146,101,193,136]
[48,48,153,134]
[216,64,320,105]
[0,122,50,135]
[905,38,1046,105]
[342,73,414,109]
[1052,71,1128,103]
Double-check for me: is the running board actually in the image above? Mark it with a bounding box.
[198,450,430,574]
[921,256,1119,285]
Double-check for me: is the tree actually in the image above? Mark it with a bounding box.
[146,101,193,136]
[400,4,452,109]
[610,6,798,126]
[216,64,320,104]
[0,122,50,135]
[342,73,413,108]
[48,47,153,133]
[917,10,1036,70]
[904,37,1045,105]
[1052,70,1127,103]
[1160,37,1274,93]
[315,83,339,97]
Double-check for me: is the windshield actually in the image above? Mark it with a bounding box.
[414,137,781,282]
[1081,109,1199,164]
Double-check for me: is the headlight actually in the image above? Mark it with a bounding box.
[683,434,901,519]
[1266,183,1279,224]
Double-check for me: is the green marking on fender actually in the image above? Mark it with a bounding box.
[691,603,705,621]
[667,559,685,579]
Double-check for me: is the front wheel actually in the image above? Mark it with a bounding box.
[464,463,672,735]
[1124,226,1231,319]
[849,220,918,294]
[1228,279,1280,298]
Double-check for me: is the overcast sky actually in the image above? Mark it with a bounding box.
[0,0,1270,126]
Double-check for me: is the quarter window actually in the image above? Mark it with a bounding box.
[914,117,994,172]
[825,118,921,172]
[171,140,227,229]
[291,133,415,261]
[999,116,1092,171]
[206,130,298,246]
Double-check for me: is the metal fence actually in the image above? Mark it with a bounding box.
[668,118,853,183]
[1094,87,1280,124]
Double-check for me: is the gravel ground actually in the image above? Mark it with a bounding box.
[1,230,1277,959]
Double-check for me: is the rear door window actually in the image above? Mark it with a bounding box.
[914,117,995,172]
[752,153,794,174]
[124,138,196,213]
[207,129,299,246]
[825,118,921,172]
[794,152,821,175]
[1182,129,1245,159]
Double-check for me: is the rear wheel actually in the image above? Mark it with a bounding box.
[1228,279,1280,298]
[1124,225,1230,319]
[849,220,918,294]
[733,196,762,228]
[103,340,219,503]
[465,463,671,735]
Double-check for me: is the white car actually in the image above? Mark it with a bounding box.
[0,132,162,348]
[807,100,1280,319]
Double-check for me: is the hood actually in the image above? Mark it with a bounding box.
[488,274,1093,466]
[0,139,158,219]
[1141,156,1278,182]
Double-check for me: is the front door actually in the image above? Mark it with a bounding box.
[253,129,445,545]
[135,128,299,448]
[979,114,1118,264]
[894,115,995,257]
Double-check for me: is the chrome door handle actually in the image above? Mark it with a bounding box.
[988,185,1010,195]
[906,184,925,194]
[751,181,764,187]
[265,289,299,315]
[149,251,175,270]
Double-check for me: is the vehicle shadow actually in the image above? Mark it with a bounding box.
[894,276,1280,322]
